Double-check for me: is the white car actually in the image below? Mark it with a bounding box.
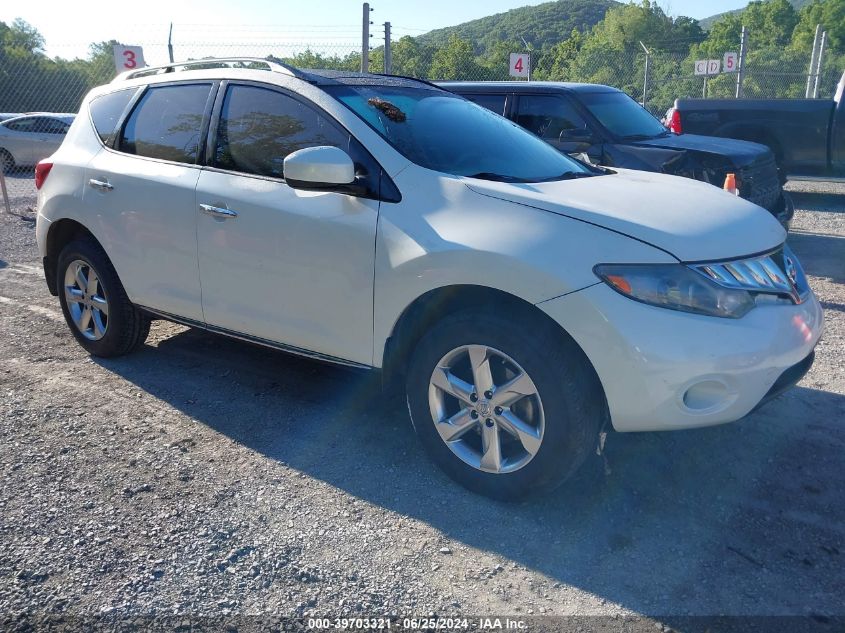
[35,59,823,499]
[0,112,75,172]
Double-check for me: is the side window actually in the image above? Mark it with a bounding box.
[119,83,211,164]
[90,88,138,145]
[515,95,590,144]
[33,117,69,134]
[464,93,507,116]
[214,84,349,179]
[6,117,37,132]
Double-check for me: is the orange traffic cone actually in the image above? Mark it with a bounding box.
[723,173,739,196]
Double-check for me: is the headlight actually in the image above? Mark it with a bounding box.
[594,263,756,318]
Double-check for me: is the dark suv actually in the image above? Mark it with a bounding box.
[441,81,793,227]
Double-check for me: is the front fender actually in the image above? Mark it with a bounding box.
[372,170,674,366]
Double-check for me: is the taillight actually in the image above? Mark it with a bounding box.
[35,160,53,190]
[668,108,682,134]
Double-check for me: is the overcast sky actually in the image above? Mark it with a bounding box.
[1,0,750,62]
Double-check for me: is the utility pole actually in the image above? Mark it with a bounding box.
[0,171,10,215]
[384,22,392,74]
[805,24,821,98]
[361,3,373,73]
[167,23,174,63]
[640,41,650,110]
[735,26,748,98]
[813,30,827,98]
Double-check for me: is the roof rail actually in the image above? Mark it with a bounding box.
[112,57,310,83]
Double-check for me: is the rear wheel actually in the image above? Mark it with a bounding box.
[406,309,604,500]
[57,238,150,357]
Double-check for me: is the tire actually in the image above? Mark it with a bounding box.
[56,238,150,357]
[406,308,604,500]
[0,149,14,174]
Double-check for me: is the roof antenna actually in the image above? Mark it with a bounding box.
[167,23,174,63]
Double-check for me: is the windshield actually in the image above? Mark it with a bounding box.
[579,91,669,140]
[325,85,595,182]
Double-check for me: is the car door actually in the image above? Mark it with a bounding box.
[513,94,601,162]
[195,82,380,366]
[84,82,215,322]
[31,116,70,162]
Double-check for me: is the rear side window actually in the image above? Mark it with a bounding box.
[5,117,37,132]
[90,88,137,145]
[464,93,507,116]
[33,117,70,134]
[119,83,212,164]
[213,84,348,179]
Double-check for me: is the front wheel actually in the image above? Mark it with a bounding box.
[406,309,605,500]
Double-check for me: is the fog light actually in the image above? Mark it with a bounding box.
[682,380,732,412]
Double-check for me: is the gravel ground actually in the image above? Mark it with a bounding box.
[0,172,843,630]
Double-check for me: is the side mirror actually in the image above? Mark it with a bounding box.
[284,146,358,192]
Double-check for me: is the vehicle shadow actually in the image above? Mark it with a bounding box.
[788,230,845,285]
[94,326,845,617]
[787,189,845,214]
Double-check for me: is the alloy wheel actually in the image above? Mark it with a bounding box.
[64,259,109,340]
[427,344,545,474]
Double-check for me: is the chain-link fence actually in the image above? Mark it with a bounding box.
[0,36,843,131]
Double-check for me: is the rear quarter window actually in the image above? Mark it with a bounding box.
[119,83,212,164]
[89,88,138,145]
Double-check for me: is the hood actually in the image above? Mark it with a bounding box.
[462,169,786,262]
[632,133,770,166]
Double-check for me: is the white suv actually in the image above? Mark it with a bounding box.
[35,59,823,499]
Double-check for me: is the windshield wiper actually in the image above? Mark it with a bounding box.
[468,172,525,182]
[622,132,670,141]
[540,171,596,182]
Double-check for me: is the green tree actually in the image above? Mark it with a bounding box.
[428,34,487,80]
[534,29,584,80]
[701,0,798,56]
[3,18,45,53]
[478,39,525,80]
[569,1,689,99]
[792,0,845,54]
[391,36,434,78]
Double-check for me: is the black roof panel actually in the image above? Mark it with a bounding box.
[438,81,621,94]
[302,69,442,90]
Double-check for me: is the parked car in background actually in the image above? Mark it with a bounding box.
[667,70,844,179]
[0,112,76,172]
[0,113,22,123]
[442,81,793,227]
[36,60,821,499]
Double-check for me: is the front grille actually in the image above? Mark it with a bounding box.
[690,244,810,305]
[739,155,781,211]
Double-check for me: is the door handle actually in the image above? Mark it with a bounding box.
[88,178,113,191]
[200,203,238,219]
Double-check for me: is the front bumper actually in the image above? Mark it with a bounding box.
[539,283,823,432]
